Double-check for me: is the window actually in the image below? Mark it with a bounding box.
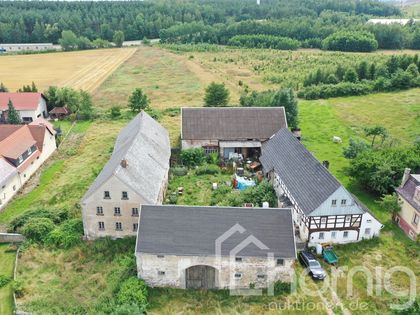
[104,191,110,199]
[364,228,371,235]
[257,274,266,279]
[158,271,165,276]
[235,257,242,262]
[276,258,284,266]
[234,273,242,279]
[98,222,105,230]
[331,231,337,239]
[413,214,419,226]
[114,207,121,216]
[115,222,122,230]
[157,255,164,258]
[341,199,347,206]
[18,156,23,164]
[331,199,337,206]
[319,232,325,240]
[345,216,351,223]
[366,219,372,223]
[122,191,128,200]
[27,147,32,155]
[321,217,327,223]
[343,231,349,238]
[132,208,139,216]
[133,223,138,232]
[96,206,103,215]
[203,146,219,155]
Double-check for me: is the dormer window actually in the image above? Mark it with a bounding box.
[414,186,420,204]
[27,147,32,155]
[18,156,23,164]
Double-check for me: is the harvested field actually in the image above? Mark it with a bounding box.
[0,48,136,92]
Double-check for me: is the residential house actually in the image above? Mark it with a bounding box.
[81,111,171,240]
[181,107,287,159]
[0,92,48,123]
[395,168,420,241]
[0,118,56,209]
[260,128,383,244]
[136,205,296,289]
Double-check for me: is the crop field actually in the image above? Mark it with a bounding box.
[0,48,136,92]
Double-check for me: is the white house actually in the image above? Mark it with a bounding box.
[136,205,296,290]
[260,128,383,244]
[0,93,48,123]
[0,119,56,209]
[81,111,171,240]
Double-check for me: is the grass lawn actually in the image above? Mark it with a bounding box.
[0,244,16,315]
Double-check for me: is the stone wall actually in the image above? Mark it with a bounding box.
[137,253,294,289]
[0,233,25,243]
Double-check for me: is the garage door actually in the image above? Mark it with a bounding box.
[185,265,216,289]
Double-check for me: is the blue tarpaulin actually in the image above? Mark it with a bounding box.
[236,175,256,191]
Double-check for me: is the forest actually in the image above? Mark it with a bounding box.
[0,0,402,49]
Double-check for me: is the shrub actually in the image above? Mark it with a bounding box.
[228,34,300,50]
[9,208,68,232]
[21,217,55,243]
[180,148,206,167]
[0,275,11,288]
[300,82,372,100]
[171,166,188,176]
[208,152,220,165]
[45,219,83,249]
[343,138,370,159]
[110,106,121,118]
[13,279,24,298]
[274,281,291,296]
[322,31,378,52]
[241,180,277,207]
[117,277,148,311]
[210,185,233,205]
[195,164,220,175]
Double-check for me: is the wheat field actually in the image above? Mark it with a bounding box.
[0,48,136,92]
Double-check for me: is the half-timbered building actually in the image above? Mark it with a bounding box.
[260,128,383,244]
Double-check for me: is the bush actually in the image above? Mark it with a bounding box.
[9,208,68,232]
[110,106,121,118]
[45,219,83,249]
[13,279,24,298]
[21,217,55,243]
[0,274,11,288]
[171,166,188,176]
[300,82,372,100]
[322,31,378,52]
[274,281,291,296]
[195,164,220,175]
[117,277,148,311]
[180,148,206,167]
[241,180,277,207]
[210,185,233,205]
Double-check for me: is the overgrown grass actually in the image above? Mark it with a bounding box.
[0,244,16,315]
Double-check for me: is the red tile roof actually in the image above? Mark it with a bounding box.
[49,107,69,114]
[0,93,45,111]
[0,126,37,159]
[0,125,21,141]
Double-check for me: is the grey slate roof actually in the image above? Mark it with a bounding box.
[181,107,287,141]
[396,175,420,213]
[81,111,170,203]
[136,205,296,258]
[260,128,342,216]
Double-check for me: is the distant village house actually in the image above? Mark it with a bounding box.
[0,92,48,123]
[0,118,56,209]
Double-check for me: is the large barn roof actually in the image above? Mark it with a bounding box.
[81,111,171,204]
[181,107,287,141]
[0,93,45,111]
[136,205,296,258]
[260,128,343,216]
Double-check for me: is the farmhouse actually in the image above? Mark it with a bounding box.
[0,118,56,209]
[0,92,48,123]
[81,111,171,240]
[260,128,383,244]
[181,107,287,159]
[136,205,296,289]
[395,168,420,241]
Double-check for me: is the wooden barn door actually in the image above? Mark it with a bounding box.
[186,265,216,289]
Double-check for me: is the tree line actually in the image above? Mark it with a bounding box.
[299,54,420,99]
[0,0,399,45]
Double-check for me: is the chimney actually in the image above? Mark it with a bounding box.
[322,160,330,169]
[400,168,411,188]
[121,159,128,168]
[292,128,301,141]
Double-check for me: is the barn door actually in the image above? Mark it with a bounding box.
[186,265,216,289]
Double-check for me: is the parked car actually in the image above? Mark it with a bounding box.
[299,251,326,280]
